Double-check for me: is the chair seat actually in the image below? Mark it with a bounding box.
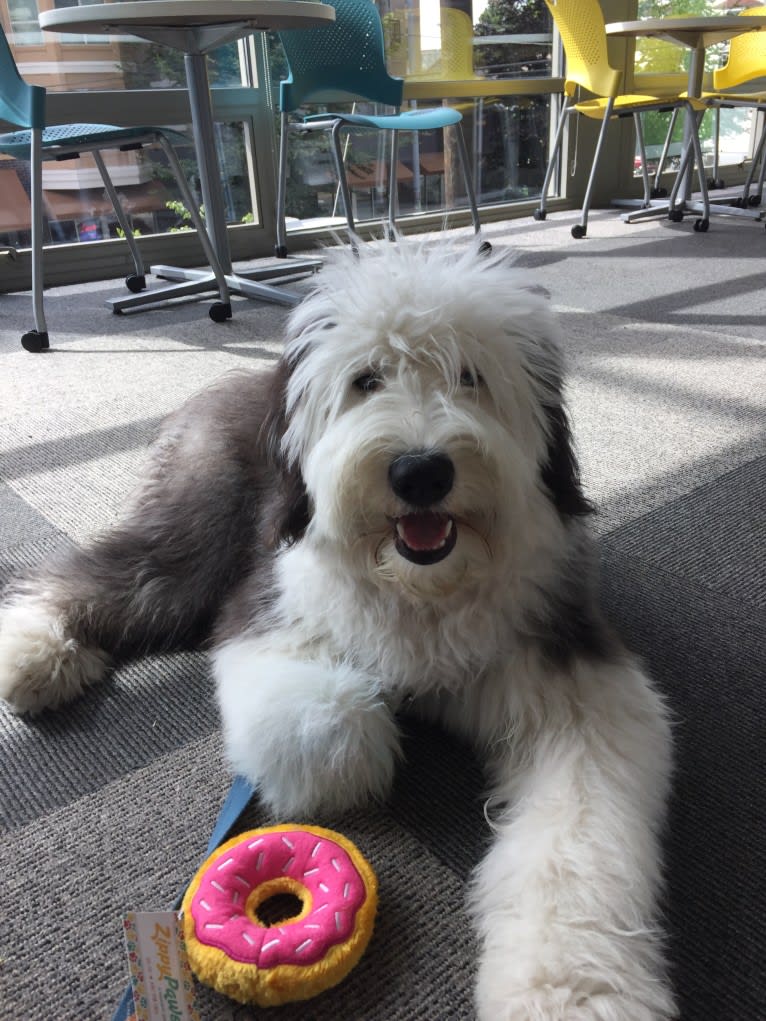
[701,89,766,105]
[575,94,707,119]
[302,106,463,131]
[0,123,188,158]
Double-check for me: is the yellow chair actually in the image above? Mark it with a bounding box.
[704,6,766,209]
[534,0,710,237]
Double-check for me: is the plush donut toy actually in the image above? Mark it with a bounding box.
[181,824,378,1007]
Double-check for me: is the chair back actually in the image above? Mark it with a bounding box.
[0,24,45,129]
[278,0,404,112]
[713,6,766,91]
[543,0,621,99]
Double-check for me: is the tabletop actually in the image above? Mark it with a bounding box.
[39,0,335,37]
[606,15,766,50]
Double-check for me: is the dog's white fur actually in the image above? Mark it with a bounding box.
[0,239,674,1020]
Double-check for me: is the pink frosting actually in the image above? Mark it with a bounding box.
[189,830,368,967]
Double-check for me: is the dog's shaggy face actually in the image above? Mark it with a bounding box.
[276,241,580,602]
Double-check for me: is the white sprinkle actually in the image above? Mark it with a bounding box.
[216,857,234,870]
[256,852,265,871]
[234,874,250,888]
[311,842,322,858]
[262,938,280,952]
[205,923,225,930]
[331,858,341,871]
[247,838,264,850]
[304,924,321,930]
[315,904,329,913]
[295,938,313,953]
[211,881,226,894]
[335,911,343,931]
[232,891,240,905]
[242,932,256,946]
[281,836,295,850]
[318,882,329,893]
[199,899,212,912]
[303,868,320,876]
[282,856,295,873]
[343,882,350,899]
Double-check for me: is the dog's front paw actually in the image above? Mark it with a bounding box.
[475,938,676,1021]
[0,595,111,714]
[214,645,401,816]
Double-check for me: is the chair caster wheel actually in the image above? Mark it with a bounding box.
[571,224,586,239]
[125,274,146,293]
[477,240,492,256]
[693,218,709,233]
[707,178,725,190]
[21,329,49,352]
[274,245,288,258]
[748,194,762,207]
[730,197,746,209]
[209,302,232,323]
[532,208,546,221]
[650,187,668,199]
[668,209,684,222]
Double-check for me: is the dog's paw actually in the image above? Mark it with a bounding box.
[477,982,670,1021]
[214,645,401,816]
[0,595,111,714]
[475,935,676,1021]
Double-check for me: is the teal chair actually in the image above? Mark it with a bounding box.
[274,0,487,255]
[0,25,229,352]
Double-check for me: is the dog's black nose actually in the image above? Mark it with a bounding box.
[388,451,454,506]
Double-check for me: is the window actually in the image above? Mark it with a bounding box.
[274,0,558,236]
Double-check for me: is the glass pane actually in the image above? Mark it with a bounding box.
[1,1,257,251]
[382,0,552,80]
[0,124,253,249]
[273,0,554,234]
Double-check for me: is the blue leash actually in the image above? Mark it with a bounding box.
[111,774,256,1021]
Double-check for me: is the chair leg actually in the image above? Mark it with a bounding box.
[91,148,146,290]
[157,135,231,315]
[688,107,710,225]
[275,110,290,258]
[330,121,357,243]
[741,118,766,206]
[573,97,614,238]
[753,122,766,204]
[534,93,572,221]
[388,130,398,239]
[669,105,709,228]
[453,122,483,237]
[710,107,724,188]
[653,106,678,194]
[633,111,652,208]
[22,127,49,352]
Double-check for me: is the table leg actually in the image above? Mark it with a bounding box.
[143,48,319,310]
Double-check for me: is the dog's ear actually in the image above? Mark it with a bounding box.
[539,398,593,518]
[260,355,311,548]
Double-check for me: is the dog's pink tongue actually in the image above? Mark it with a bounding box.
[397,512,452,551]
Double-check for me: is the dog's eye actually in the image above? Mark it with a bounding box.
[460,368,483,388]
[353,373,383,394]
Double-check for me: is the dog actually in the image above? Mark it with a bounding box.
[0,238,674,1020]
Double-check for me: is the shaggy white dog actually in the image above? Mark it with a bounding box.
[0,239,674,1020]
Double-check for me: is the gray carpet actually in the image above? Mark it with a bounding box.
[0,211,764,1021]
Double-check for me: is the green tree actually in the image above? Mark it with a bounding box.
[474,0,549,78]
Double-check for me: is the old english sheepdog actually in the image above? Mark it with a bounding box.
[0,239,674,1020]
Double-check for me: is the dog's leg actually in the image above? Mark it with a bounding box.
[469,653,675,1021]
[213,636,401,816]
[0,421,257,715]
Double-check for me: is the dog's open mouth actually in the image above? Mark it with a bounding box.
[393,512,457,565]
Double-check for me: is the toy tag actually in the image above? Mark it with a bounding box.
[122,911,200,1021]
